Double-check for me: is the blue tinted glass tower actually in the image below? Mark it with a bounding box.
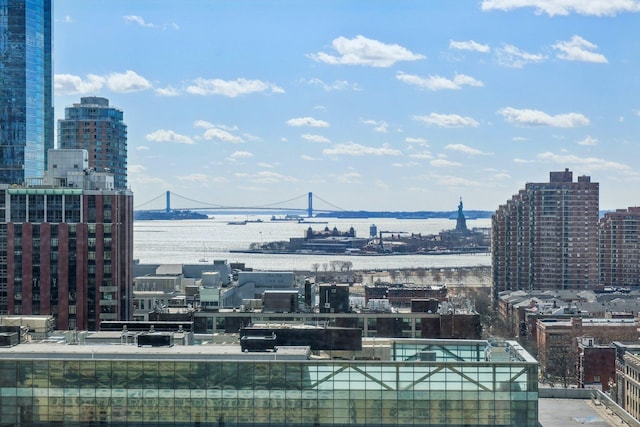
[0,0,53,184]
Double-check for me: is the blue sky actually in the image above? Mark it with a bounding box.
[53,1,640,212]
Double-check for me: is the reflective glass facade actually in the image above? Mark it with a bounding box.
[0,340,538,426]
[0,0,53,185]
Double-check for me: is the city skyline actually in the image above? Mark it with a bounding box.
[52,1,640,211]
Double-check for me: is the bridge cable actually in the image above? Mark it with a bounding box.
[312,194,347,211]
[251,193,309,209]
[134,192,168,210]
[170,192,226,208]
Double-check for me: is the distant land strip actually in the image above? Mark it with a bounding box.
[315,210,494,219]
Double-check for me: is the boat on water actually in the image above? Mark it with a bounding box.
[227,220,247,225]
[134,210,209,220]
[270,214,302,222]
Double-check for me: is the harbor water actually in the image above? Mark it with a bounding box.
[134,215,492,271]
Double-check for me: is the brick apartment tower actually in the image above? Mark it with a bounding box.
[600,207,640,287]
[491,169,600,300]
[0,150,133,331]
[58,97,128,189]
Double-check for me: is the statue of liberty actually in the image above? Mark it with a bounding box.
[455,197,468,233]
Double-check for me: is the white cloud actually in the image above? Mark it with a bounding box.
[577,136,598,146]
[498,107,590,127]
[481,0,640,16]
[106,70,152,93]
[245,171,298,184]
[392,161,420,168]
[54,73,105,95]
[396,72,483,91]
[514,158,535,163]
[323,143,402,156]
[300,78,360,91]
[445,144,490,155]
[492,172,512,180]
[537,152,632,172]
[430,174,480,186]
[449,39,490,53]
[186,77,284,97]
[496,44,546,68]
[155,85,180,96]
[193,121,238,132]
[430,159,462,167]
[307,35,425,68]
[409,151,434,160]
[301,155,319,161]
[176,173,210,184]
[128,164,147,174]
[413,113,480,128]
[301,134,331,144]
[405,137,429,145]
[123,15,156,28]
[55,70,151,94]
[336,172,362,184]
[145,129,194,145]
[136,146,150,151]
[242,133,262,143]
[286,117,330,127]
[553,35,608,63]
[361,119,389,133]
[202,128,244,143]
[257,162,276,168]
[228,151,254,159]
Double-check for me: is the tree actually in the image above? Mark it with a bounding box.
[544,345,577,388]
[312,263,320,273]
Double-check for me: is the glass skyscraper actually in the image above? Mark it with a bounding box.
[0,0,53,185]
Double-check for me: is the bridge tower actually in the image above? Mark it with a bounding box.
[308,192,313,218]
[166,191,171,213]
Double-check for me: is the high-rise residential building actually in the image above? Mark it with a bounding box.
[0,0,54,184]
[0,149,133,330]
[599,207,640,287]
[58,97,128,189]
[491,169,600,300]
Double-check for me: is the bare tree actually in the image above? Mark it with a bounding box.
[312,263,320,273]
[544,346,577,388]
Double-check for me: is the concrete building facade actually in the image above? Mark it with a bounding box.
[599,207,640,287]
[492,169,599,300]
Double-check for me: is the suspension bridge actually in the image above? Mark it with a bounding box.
[134,191,345,218]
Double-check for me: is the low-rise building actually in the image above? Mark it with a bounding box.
[0,337,538,426]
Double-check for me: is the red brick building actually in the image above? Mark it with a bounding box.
[577,338,616,391]
[0,150,133,330]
